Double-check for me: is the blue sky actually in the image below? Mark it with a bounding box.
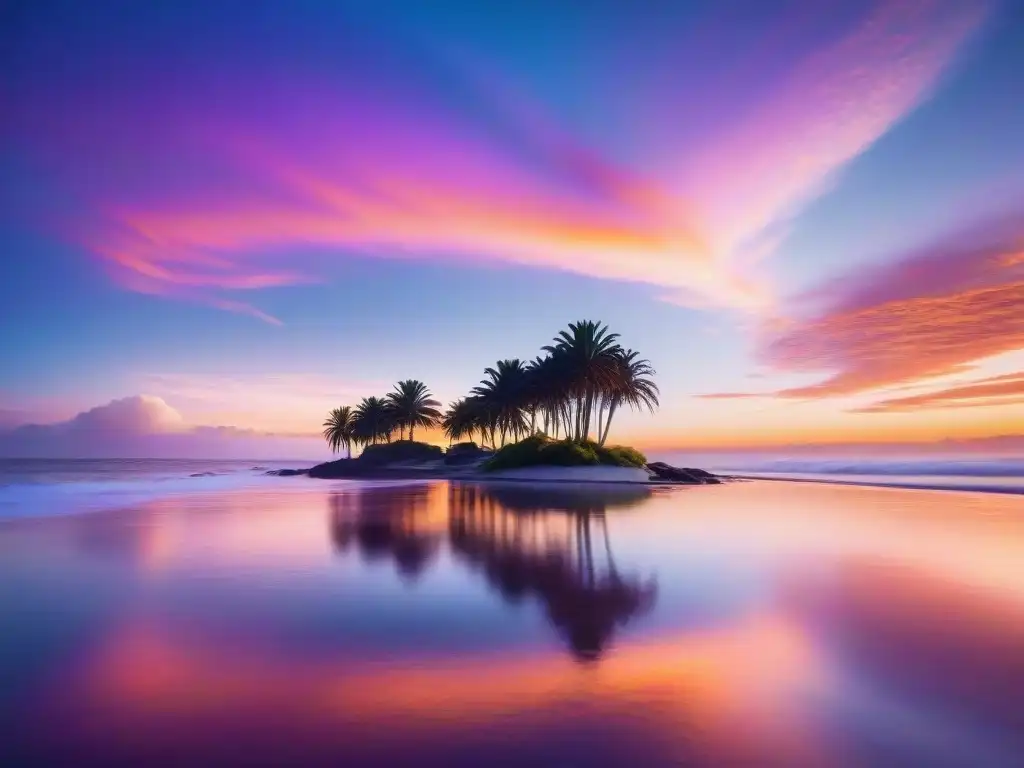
[2,0,1023,457]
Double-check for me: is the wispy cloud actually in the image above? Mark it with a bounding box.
[695,212,1024,401]
[693,392,767,400]
[852,372,1024,412]
[9,1,987,321]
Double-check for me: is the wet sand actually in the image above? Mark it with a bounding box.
[1,480,1022,767]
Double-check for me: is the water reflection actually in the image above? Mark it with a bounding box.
[2,480,1023,766]
[327,482,657,660]
[447,483,656,661]
[329,485,441,581]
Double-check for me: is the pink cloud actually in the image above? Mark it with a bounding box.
[852,372,1024,413]
[68,395,185,433]
[693,392,767,400]
[0,396,324,459]
[10,1,987,322]
[687,0,987,257]
[742,213,1024,399]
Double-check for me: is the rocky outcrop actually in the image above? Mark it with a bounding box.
[444,442,493,465]
[307,459,368,479]
[359,440,444,466]
[646,462,721,484]
[308,442,447,479]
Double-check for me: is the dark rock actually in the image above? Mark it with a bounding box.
[680,467,713,480]
[444,442,493,465]
[307,458,454,480]
[359,440,444,466]
[265,468,308,477]
[681,467,722,484]
[190,471,218,477]
[307,458,367,479]
[646,462,720,484]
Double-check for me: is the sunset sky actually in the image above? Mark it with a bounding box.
[2,0,1023,459]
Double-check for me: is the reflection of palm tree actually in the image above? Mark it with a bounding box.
[329,486,439,582]
[470,482,651,515]
[447,484,657,662]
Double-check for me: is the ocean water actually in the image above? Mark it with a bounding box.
[0,458,307,519]
[660,455,1024,495]
[0,477,1022,766]
[2,456,1023,526]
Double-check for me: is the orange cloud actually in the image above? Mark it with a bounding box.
[853,372,1024,412]
[696,215,1024,400]
[693,392,766,400]
[46,1,986,321]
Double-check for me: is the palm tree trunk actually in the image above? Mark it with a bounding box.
[586,392,593,440]
[599,400,619,445]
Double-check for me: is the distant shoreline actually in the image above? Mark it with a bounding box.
[730,473,1024,496]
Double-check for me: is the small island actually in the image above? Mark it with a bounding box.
[308,320,720,485]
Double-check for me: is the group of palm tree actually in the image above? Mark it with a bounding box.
[323,320,659,457]
[322,380,442,458]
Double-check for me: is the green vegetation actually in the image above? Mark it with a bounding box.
[484,434,647,471]
[321,320,658,461]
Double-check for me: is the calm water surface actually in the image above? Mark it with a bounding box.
[1,480,1022,766]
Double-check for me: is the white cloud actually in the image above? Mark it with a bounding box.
[0,395,324,459]
[67,395,186,433]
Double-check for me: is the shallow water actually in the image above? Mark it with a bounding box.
[1,480,1022,766]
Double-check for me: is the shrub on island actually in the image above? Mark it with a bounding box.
[483,434,647,472]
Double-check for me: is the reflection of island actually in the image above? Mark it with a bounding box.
[329,485,440,581]
[447,483,657,662]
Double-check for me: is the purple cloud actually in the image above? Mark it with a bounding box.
[0,396,323,459]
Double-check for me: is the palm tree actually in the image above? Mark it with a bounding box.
[542,320,622,441]
[598,349,659,445]
[351,396,394,446]
[318,321,657,457]
[442,399,473,446]
[385,379,442,441]
[322,406,355,457]
[471,359,532,446]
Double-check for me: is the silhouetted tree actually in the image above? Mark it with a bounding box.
[351,396,395,446]
[322,406,355,457]
[386,380,442,441]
